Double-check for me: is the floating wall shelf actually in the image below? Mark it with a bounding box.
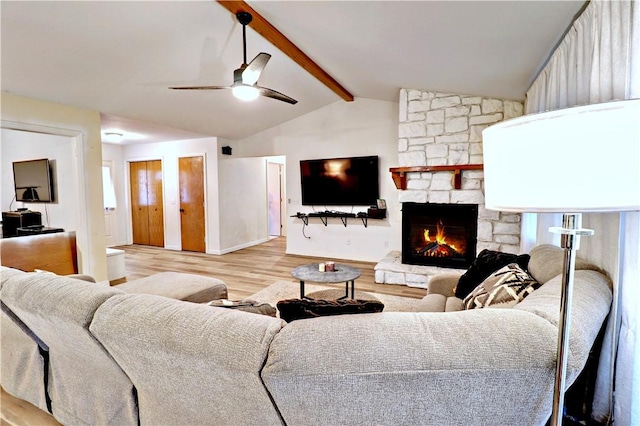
[389,164,484,190]
[291,211,385,228]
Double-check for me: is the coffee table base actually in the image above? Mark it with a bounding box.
[299,280,355,300]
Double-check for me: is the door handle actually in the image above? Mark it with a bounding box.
[180,209,185,213]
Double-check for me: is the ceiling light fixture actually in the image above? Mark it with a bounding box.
[103,132,124,143]
[232,84,260,102]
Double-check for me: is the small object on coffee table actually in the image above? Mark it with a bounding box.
[291,263,361,299]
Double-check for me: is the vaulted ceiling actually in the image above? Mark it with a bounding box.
[1,1,584,143]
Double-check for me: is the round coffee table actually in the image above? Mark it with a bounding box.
[291,263,361,300]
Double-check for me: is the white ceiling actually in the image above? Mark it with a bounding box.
[1,1,584,144]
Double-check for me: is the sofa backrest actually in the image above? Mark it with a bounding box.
[1,271,138,425]
[90,292,286,426]
[515,269,612,384]
[262,266,612,426]
[0,265,27,291]
[527,244,606,284]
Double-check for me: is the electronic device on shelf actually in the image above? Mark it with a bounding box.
[2,210,43,238]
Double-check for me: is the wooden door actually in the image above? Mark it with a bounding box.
[130,161,149,245]
[179,156,205,252]
[146,160,165,247]
[129,160,164,247]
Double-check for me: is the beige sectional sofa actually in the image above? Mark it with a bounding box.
[0,245,612,426]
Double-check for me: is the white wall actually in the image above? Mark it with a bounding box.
[1,93,107,281]
[217,156,269,253]
[226,98,400,262]
[121,137,221,253]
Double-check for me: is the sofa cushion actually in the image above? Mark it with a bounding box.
[116,271,228,303]
[463,263,540,309]
[277,298,384,322]
[527,244,604,284]
[454,249,530,299]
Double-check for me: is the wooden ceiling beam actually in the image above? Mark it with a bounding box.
[217,0,354,102]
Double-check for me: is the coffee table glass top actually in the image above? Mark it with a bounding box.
[291,263,361,283]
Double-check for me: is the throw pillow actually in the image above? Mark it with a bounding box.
[207,299,277,317]
[454,249,531,299]
[463,263,541,309]
[276,298,385,322]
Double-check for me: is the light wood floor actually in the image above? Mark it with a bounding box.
[110,237,427,299]
[1,237,426,425]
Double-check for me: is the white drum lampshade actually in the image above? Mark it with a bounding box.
[482,99,640,213]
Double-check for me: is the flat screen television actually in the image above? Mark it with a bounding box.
[300,155,379,206]
[13,158,55,203]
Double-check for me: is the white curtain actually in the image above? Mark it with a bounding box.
[524,1,639,424]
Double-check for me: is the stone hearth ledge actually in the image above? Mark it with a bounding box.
[374,251,465,289]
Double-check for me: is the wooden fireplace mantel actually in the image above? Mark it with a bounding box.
[389,164,484,190]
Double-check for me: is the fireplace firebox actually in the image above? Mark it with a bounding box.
[402,202,478,269]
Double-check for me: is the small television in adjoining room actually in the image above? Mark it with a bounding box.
[300,155,379,206]
[13,158,55,203]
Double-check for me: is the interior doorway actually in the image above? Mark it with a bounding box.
[129,160,164,247]
[178,155,206,252]
[102,160,117,247]
[267,160,285,237]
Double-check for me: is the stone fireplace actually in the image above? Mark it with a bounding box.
[375,89,524,288]
[402,202,478,269]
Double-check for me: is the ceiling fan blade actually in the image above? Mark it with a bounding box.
[242,53,271,85]
[169,85,230,90]
[257,86,298,105]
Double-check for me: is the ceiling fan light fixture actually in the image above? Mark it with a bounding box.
[232,84,259,102]
[169,11,296,104]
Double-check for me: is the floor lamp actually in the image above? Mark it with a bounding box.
[482,98,640,425]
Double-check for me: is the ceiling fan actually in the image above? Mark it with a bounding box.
[170,11,297,105]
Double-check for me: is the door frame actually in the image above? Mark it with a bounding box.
[124,156,166,246]
[1,120,93,274]
[266,161,284,237]
[177,153,208,252]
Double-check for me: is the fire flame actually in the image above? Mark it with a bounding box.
[435,219,446,245]
[424,219,457,251]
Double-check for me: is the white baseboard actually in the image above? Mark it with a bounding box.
[209,238,270,255]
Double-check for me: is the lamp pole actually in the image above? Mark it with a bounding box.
[550,213,594,425]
